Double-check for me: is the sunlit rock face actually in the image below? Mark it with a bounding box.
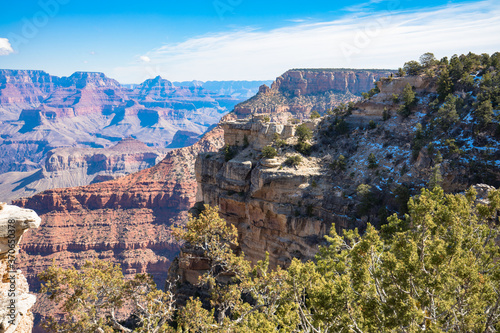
[0,203,40,333]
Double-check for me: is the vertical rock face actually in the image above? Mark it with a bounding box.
[12,128,224,318]
[192,73,500,274]
[0,203,40,333]
[271,69,394,97]
[232,69,394,121]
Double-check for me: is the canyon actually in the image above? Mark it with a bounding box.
[7,68,400,324]
[175,72,500,282]
[0,70,269,202]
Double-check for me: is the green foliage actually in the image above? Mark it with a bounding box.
[382,108,391,121]
[403,60,422,76]
[356,183,375,215]
[295,123,313,155]
[295,141,311,155]
[284,155,302,167]
[428,163,443,189]
[310,110,321,119]
[476,99,494,127]
[397,67,405,77]
[435,94,460,130]
[391,93,399,104]
[295,124,312,142]
[445,138,462,156]
[362,84,380,99]
[262,145,278,158]
[333,118,349,135]
[398,83,416,117]
[412,123,426,160]
[224,145,237,161]
[42,185,500,332]
[368,120,377,129]
[330,154,346,171]
[262,115,270,123]
[273,133,286,148]
[419,52,437,67]
[367,152,378,169]
[393,184,410,215]
[437,67,453,101]
[39,261,174,333]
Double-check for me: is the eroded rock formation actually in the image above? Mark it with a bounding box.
[189,74,500,276]
[0,203,40,333]
[232,69,394,121]
[12,128,224,328]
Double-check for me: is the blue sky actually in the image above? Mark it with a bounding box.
[0,0,499,83]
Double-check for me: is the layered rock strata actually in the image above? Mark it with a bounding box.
[232,69,394,120]
[13,127,224,297]
[190,74,500,276]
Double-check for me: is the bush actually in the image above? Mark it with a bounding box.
[367,153,378,169]
[263,115,270,122]
[369,120,377,129]
[273,133,286,148]
[262,146,278,158]
[335,118,349,135]
[224,145,237,161]
[310,110,321,119]
[398,83,416,117]
[295,124,312,142]
[285,155,302,167]
[330,154,346,171]
[295,141,311,156]
[403,60,422,76]
[382,108,391,121]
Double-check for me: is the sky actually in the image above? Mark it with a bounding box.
[0,0,499,83]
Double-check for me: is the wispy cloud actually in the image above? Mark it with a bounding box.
[0,38,14,56]
[112,0,500,83]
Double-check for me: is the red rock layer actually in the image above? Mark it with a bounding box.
[13,127,224,292]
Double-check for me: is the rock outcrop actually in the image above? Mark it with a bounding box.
[190,73,500,274]
[0,203,40,333]
[232,69,394,121]
[272,69,394,97]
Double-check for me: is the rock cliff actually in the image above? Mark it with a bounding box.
[232,69,393,121]
[0,203,40,333]
[191,73,500,274]
[12,128,224,325]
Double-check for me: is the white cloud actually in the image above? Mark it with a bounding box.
[112,0,500,83]
[139,55,151,63]
[0,38,14,56]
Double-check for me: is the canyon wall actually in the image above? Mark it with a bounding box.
[232,69,394,120]
[188,74,500,277]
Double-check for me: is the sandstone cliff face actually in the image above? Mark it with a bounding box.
[191,74,500,274]
[12,128,224,325]
[272,69,393,97]
[232,69,393,121]
[0,203,40,333]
